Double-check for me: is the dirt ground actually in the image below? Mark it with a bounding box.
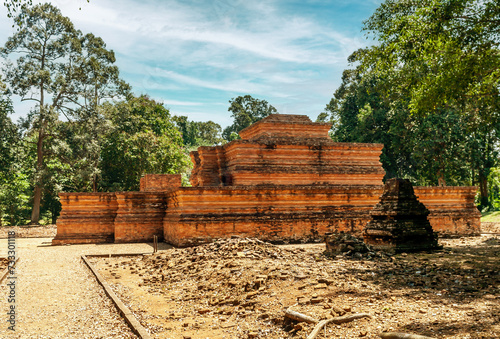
[90,226,500,339]
[0,224,57,239]
[0,237,151,339]
[0,257,8,272]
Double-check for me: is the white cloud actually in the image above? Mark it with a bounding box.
[1,0,380,127]
[49,0,361,65]
[162,99,203,106]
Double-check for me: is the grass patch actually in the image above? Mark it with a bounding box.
[481,211,500,223]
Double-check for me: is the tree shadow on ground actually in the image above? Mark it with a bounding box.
[323,235,499,337]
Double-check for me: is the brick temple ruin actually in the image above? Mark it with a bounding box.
[53,114,481,246]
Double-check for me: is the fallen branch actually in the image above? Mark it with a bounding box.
[380,332,437,339]
[284,309,318,324]
[307,313,372,339]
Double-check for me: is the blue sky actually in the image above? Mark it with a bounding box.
[0,0,382,128]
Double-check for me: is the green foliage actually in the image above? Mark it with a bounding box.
[0,79,16,174]
[3,0,32,23]
[325,0,499,208]
[1,3,129,222]
[0,81,31,225]
[362,0,500,118]
[0,168,31,226]
[173,115,223,148]
[487,167,500,210]
[0,86,32,225]
[222,95,278,141]
[100,95,190,191]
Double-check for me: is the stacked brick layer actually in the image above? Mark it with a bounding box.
[415,186,481,236]
[52,187,480,245]
[114,192,167,243]
[239,114,331,140]
[164,185,383,247]
[190,140,385,187]
[140,174,182,192]
[52,193,117,245]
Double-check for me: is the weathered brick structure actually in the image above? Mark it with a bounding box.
[53,193,117,245]
[53,114,481,246]
[53,175,180,245]
[363,178,440,253]
[140,174,182,192]
[414,186,480,236]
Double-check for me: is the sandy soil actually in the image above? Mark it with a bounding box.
[0,238,157,339]
[0,258,8,272]
[91,232,499,339]
[0,222,496,338]
[0,224,57,239]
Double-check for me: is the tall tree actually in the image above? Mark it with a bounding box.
[354,0,500,208]
[174,115,223,147]
[361,0,500,116]
[100,95,190,191]
[69,33,130,192]
[0,3,79,224]
[222,95,278,141]
[1,3,129,222]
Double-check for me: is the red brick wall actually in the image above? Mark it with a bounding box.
[415,186,481,235]
[114,192,167,243]
[164,185,384,247]
[52,193,117,245]
[140,174,181,192]
[53,191,167,245]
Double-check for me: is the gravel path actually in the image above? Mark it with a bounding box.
[0,238,155,339]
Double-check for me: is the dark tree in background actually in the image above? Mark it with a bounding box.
[99,95,190,191]
[323,0,500,210]
[222,95,278,141]
[1,3,128,224]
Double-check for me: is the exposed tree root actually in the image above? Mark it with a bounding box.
[284,309,319,324]
[306,313,372,339]
[379,332,437,339]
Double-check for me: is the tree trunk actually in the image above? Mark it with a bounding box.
[30,125,44,225]
[437,169,446,187]
[30,183,42,224]
[93,173,97,193]
[479,172,489,209]
[51,205,57,224]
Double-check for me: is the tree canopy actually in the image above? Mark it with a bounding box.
[324,0,500,209]
[0,3,128,223]
[100,95,190,191]
[360,0,500,118]
[173,116,223,148]
[222,95,278,141]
